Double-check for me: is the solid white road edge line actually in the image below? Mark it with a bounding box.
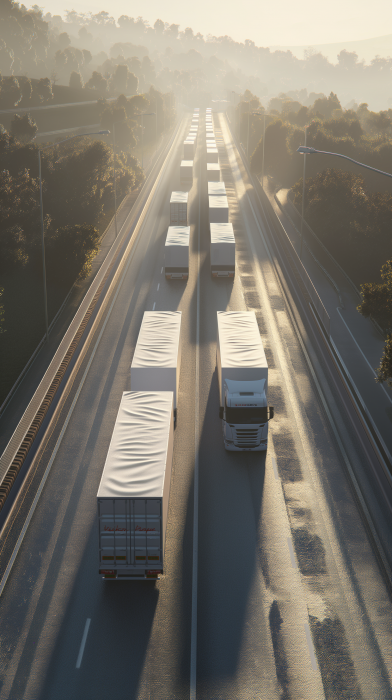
[190,151,201,700]
[271,456,279,480]
[287,538,297,569]
[304,622,318,670]
[76,618,91,669]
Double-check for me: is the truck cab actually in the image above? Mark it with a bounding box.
[219,379,274,451]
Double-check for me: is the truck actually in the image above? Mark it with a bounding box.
[180,160,193,186]
[210,223,235,277]
[131,310,182,424]
[207,163,220,181]
[216,311,274,451]
[209,194,229,223]
[165,226,190,280]
[183,140,195,159]
[206,148,219,164]
[208,182,226,197]
[170,191,188,225]
[97,390,174,581]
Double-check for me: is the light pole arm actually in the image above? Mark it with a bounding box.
[297,146,392,180]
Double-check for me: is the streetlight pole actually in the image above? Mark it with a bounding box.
[112,122,118,238]
[38,149,49,341]
[247,104,250,160]
[36,130,110,341]
[300,125,308,260]
[297,145,392,180]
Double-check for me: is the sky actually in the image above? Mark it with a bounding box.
[31,0,392,47]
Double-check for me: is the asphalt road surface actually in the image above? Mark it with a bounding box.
[0,113,391,700]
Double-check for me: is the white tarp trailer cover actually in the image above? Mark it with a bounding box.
[180,160,193,184]
[207,148,219,163]
[209,194,229,223]
[170,191,188,225]
[208,182,226,197]
[165,226,190,280]
[207,163,220,181]
[210,223,235,277]
[217,311,268,406]
[131,311,182,414]
[97,390,174,581]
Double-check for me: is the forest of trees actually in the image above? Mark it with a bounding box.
[1,1,392,110]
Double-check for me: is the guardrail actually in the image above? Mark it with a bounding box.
[0,118,183,515]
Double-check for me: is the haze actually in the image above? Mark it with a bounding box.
[32,0,392,47]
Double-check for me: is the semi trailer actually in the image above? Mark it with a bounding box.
[216,311,274,451]
[165,226,190,280]
[97,391,174,581]
[210,223,235,277]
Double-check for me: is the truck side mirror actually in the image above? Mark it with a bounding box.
[219,407,224,419]
[269,406,274,420]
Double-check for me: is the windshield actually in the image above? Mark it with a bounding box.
[226,406,268,424]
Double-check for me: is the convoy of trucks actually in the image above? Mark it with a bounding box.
[97,108,274,581]
[217,311,274,451]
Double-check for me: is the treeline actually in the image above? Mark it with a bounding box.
[2,2,392,110]
[247,90,392,189]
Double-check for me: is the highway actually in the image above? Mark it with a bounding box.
[0,112,391,699]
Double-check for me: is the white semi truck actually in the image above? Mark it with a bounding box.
[170,191,188,225]
[209,194,229,223]
[131,311,182,424]
[180,160,193,186]
[165,226,190,280]
[210,223,235,277]
[97,391,174,581]
[217,311,274,451]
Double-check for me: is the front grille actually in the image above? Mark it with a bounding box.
[234,428,259,447]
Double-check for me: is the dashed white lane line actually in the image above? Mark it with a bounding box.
[287,538,297,568]
[271,456,279,480]
[157,283,160,291]
[76,618,91,669]
[161,267,163,274]
[304,623,318,670]
[152,302,156,310]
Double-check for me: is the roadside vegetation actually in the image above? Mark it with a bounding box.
[239,89,392,383]
[0,85,173,406]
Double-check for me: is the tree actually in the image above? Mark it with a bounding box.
[85,71,107,94]
[154,19,165,34]
[358,260,392,333]
[10,113,38,142]
[69,70,83,89]
[45,223,100,285]
[0,76,21,108]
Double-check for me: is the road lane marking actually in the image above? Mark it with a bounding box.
[304,622,318,671]
[161,267,163,274]
[157,283,160,291]
[336,307,392,405]
[76,618,91,669]
[271,456,279,480]
[153,302,156,310]
[190,153,201,700]
[287,538,297,568]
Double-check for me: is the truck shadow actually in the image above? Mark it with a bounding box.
[180,371,267,694]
